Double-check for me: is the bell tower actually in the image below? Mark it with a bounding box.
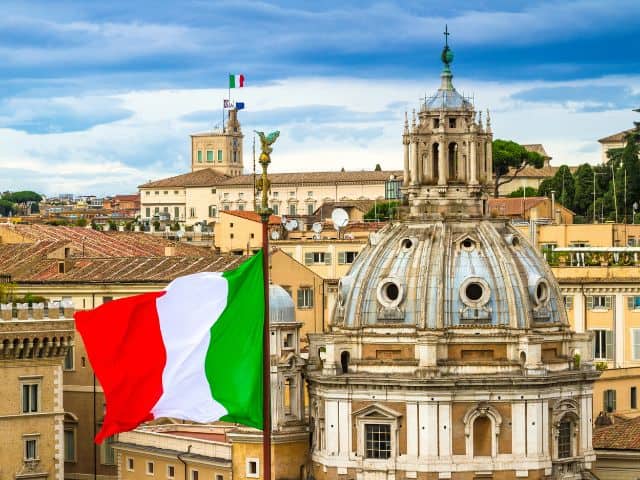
[402,27,493,218]
[190,108,244,176]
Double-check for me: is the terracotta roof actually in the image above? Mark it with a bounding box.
[221,210,281,225]
[314,200,375,215]
[0,241,246,283]
[504,165,577,178]
[598,128,635,144]
[138,169,230,188]
[139,168,404,189]
[0,225,214,258]
[522,144,551,159]
[488,197,547,216]
[593,416,640,450]
[113,194,139,202]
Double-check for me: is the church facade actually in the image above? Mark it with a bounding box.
[305,39,599,480]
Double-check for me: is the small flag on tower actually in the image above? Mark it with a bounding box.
[229,74,245,88]
[236,102,245,110]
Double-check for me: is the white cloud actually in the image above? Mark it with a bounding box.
[1,73,639,195]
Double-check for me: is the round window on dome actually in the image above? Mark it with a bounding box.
[460,278,490,307]
[461,238,475,251]
[376,278,404,308]
[534,279,550,306]
[401,238,413,250]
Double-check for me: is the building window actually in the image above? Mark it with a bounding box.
[284,333,294,349]
[628,296,640,309]
[167,466,175,478]
[21,382,39,413]
[103,296,113,304]
[631,386,637,409]
[557,420,572,458]
[563,296,573,310]
[604,389,616,412]
[64,346,74,370]
[238,204,245,211]
[272,204,279,215]
[101,435,115,465]
[217,149,223,162]
[154,207,160,214]
[633,329,640,360]
[145,191,150,196]
[209,206,217,218]
[191,470,199,480]
[433,118,440,128]
[155,191,159,195]
[629,237,636,246]
[473,416,492,457]
[145,207,151,218]
[305,252,331,265]
[592,329,613,360]
[223,205,230,211]
[246,459,259,478]
[206,150,214,163]
[385,179,402,200]
[587,295,611,310]
[216,475,224,480]
[338,251,358,264]
[64,428,76,462]
[211,188,217,194]
[272,192,279,198]
[289,204,296,216]
[289,191,295,197]
[223,192,229,199]
[24,437,38,460]
[146,461,154,475]
[127,457,134,471]
[197,150,203,163]
[449,117,457,128]
[307,203,315,215]
[190,207,196,218]
[174,207,180,219]
[297,287,314,308]
[365,424,391,459]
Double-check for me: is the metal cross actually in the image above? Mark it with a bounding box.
[443,24,450,46]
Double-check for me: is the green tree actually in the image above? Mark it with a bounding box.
[507,186,538,198]
[364,201,399,221]
[374,163,382,171]
[610,130,640,222]
[538,165,574,209]
[2,191,43,203]
[572,164,594,217]
[0,199,16,216]
[492,139,545,198]
[74,218,88,227]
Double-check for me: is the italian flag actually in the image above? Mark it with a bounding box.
[229,74,245,88]
[75,252,264,443]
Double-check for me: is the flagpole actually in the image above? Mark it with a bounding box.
[257,131,275,480]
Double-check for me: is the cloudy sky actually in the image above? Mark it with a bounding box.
[1,0,639,196]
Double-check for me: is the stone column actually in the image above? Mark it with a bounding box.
[403,140,410,186]
[573,293,585,333]
[615,293,624,367]
[469,140,478,185]
[411,139,419,185]
[485,137,493,181]
[438,140,447,186]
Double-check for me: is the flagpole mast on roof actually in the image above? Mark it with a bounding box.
[255,129,280,480]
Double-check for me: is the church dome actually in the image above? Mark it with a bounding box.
[334,220,565,329]
[269,284,295,323]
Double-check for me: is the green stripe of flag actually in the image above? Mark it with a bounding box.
[204,251,264,429]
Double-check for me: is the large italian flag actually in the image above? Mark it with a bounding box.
[75,252,264,443]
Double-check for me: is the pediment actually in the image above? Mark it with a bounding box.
[352,403,402,420]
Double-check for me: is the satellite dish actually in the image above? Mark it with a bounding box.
[312,222,323,234]
[176,230,184,239]
[284,219,298,232]
[312,233,321,240]
[331,208,349,229]
[271,230,281,240]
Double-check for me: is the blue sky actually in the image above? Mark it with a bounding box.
[1,0,639,195]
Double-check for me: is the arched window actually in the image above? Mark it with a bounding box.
[340,351,350,374]
[473,416,492,457]
[448,142,458,180]
[432,143,439,180]
[558,418,572,459]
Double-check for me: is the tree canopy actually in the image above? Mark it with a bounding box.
[364,201,399,221]
[2,191,43,204]
[507,186,538,198]
[0,199,16,216]
[492,139,545,198]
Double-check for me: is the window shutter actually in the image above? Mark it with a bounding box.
[338,252,346,264]
[324,252,332,265]
[308,289,314,308]
[628,296,635,309]
[297,289,304,308]
[592,332,597,358]
[606,330,614,360]
[304,253,313,265]
[605,296,612,309]
[633,330,640,360]
[564,296,573,310]
[587,296,593,310]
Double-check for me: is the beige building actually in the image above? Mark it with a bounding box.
[516,222,640,251]
[191,109,244,176]
[488,196,575,224]
[598,128,634,163]
[215,210,281,255]
[0,299,74,480]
